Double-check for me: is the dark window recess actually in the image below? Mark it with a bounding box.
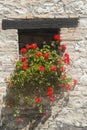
[18,29,60,50]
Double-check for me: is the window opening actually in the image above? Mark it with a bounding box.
[18,28,60,51]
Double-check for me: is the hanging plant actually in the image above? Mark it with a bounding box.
[5,34,77,115]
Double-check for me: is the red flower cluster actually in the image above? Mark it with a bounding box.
[20,48,27,54]
[47,87,54,102]
[39,66,44,72]
[47,91,53,96]
[54,34,60,41]
[21,56,28,71]
[36,52,43,57]
[60,44,66,51]
[50,97,55,102]
[50,65,57,71]
[32,43,38,49]
[59,80,77,90]
[44,53,50,59]
[65,84,71,90]
[22,65,28,70]
[48,87,53,91]
[63,53,70,65]
[26,44,32,50]
[73,79,77,85]
[35,97,41,103]
[21,57,27,62]
[47,87,53,96]
[26,43,38,50]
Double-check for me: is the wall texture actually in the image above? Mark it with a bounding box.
[0,0,87,130]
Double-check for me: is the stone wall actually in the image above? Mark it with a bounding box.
[0,0,87,130]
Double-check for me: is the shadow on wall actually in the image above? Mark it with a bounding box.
[0,87,51,130]
[0,87,69,130]
[0,107,51,130]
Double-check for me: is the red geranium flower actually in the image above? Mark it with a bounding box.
[50,97,55,102]
[48,87,53,91]
[63,53,70,65]
[26,44,32,50]
[35,97,41,103]
[21,57,27,62]
[63,58,70,65]
[22,65,28,70]
[47,91,53,96]
[20,48,27,54]
[36,52,42,57]
[64,53,69,57]
[39,66,44,72]
[31,43,38,49]
[54,34,60,41]
[60,44,66,51]
[50,65,57,71]
[73,79,77,85]
[65,84,71,90]
[44,53,50,59]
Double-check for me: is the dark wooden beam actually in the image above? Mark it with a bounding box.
[2,18,79,30]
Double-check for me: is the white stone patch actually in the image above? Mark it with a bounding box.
[0,77,4,82]
[0,4,4,14]
[80,74,87,85]
[65,1,86,14]
[79,18,87,28]
[73,57,87,69]
[55,2,64,13]
[75,43,86,52]
[34,4,56,14]
[14,8,28,15]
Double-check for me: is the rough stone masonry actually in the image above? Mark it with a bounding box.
[0,0,87,130]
